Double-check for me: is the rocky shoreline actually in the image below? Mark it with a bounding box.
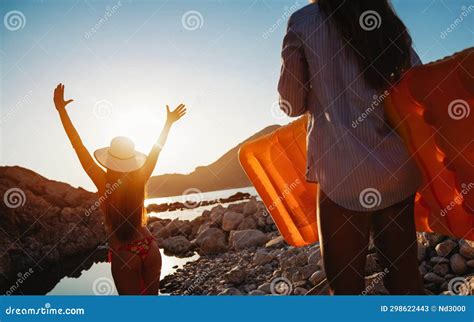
[1,166,472,295]
[151,199,474,296]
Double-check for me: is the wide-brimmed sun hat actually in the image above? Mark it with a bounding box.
[94,136,147,172]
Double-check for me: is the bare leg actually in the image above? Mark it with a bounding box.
[317,188,371,295]
[372,195,425,295]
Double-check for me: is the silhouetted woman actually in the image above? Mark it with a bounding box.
[278,1,424,294]
[54,84,186,294]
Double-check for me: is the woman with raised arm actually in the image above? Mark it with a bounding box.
[278,1,425,294]
[54,83,186,295]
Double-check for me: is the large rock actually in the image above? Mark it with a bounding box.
[209,205,225,226]
[221,211,244,231]
[450,253,467,275]
[435,239,457,257]
[242,197,258,216]
[0,166,106,280]
[237,216,257,230]
[224,267,247,285]
[229,229,270,250]
[161,236,192,256]
[253,250,274,265]
[459,240,474,259]
[195,228,228,255]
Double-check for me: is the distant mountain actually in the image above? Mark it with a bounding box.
[146,124,281,198]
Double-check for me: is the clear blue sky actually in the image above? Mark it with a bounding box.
[1,0,473,191]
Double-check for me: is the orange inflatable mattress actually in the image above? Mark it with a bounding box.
[239,48,474,246]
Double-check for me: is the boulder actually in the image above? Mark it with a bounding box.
[435,239,457,257]
[432,263,449,276]
[424,272,445,284]
[309,271,326,286]
[450,253,467,275]
[224,267,247,285]
[459,239,474,259]
[221,211,244,231]
[209,205,225,226]
[218,288,242,295]
[237,216,257,230]
[229,229,270,250]
[195,228,228,255]
[242,197,258,216]
[161,236,192,256]
[253,250,274,266]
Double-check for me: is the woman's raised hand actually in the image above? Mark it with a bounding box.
[166,104,186,124]
[54,83,74,111]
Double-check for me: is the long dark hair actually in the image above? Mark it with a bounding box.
[103,170,146,242]
[318,0,413,90]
